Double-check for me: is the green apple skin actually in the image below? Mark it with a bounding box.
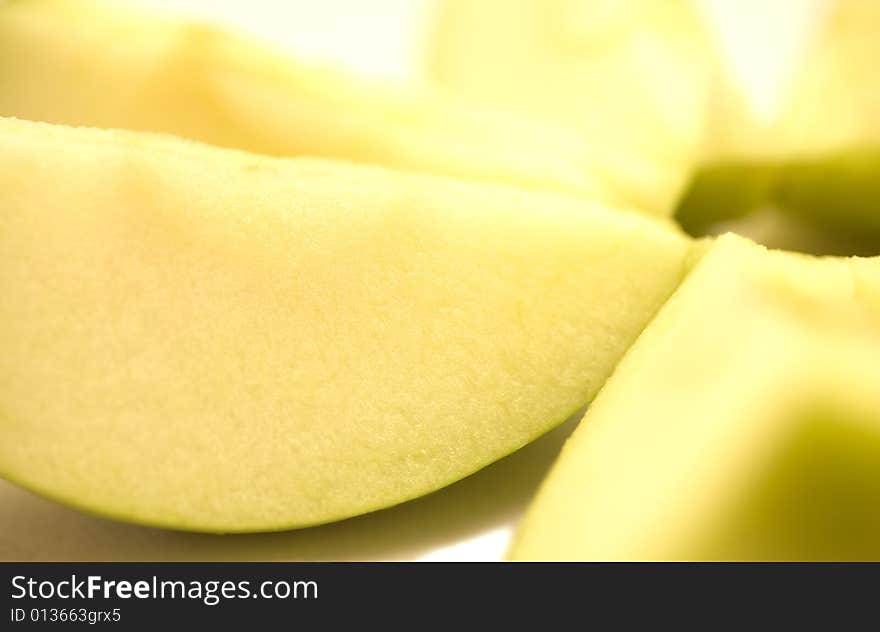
[0,117,691,533]
[0,0,611,203]
[510,234,880,561]
[429,0,712,216]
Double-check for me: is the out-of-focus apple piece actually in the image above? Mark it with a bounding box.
[850,256,880,328]
[704,206,880,258]
[511,234,880,560]
[429,0,713,216]
[679,0,880,241]
[0,0,611,202]
[676,162,776,235]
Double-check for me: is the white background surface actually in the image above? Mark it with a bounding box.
[0,0,828,561]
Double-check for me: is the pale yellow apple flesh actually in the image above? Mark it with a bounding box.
[428,0,712,216]
[511,234,880,560]
[851,257,880,328]
[0,0,610,203]
[0,117,691,533]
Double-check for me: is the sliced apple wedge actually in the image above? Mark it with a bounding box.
[511,234,880,560]
[0,0,608,202]
[770,0,879,159]
[429,0,713,216]
[851,257,880,327]
[0,117,690,533]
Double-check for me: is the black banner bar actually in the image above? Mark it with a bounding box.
[1,562,877,627]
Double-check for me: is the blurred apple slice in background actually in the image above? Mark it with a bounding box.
[511,235,880,560]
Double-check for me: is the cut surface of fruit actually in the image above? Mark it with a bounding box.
[429,0,713,216]
[730,0,879,160]
[851,257,880,328]
[0,117,690,533]
[774,148,880,244]
[0,0,608,202]
[676,161,775,235]
[680,151,880,254]
[510,234,880,560]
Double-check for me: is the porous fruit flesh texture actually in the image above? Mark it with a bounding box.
[0,0,609,204]
[686,0,880,240]
[0,117,690,533]
[429,0,712,216]
[511,234,880,561]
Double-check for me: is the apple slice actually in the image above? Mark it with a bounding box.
[511,234,880,560]
[770,0,880,159]
[428,0,713,216]
[851,256,880,328]
[682,0,880,243]
[700,205,880,258]
[0,0,609,203]
[0,117,690,533]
